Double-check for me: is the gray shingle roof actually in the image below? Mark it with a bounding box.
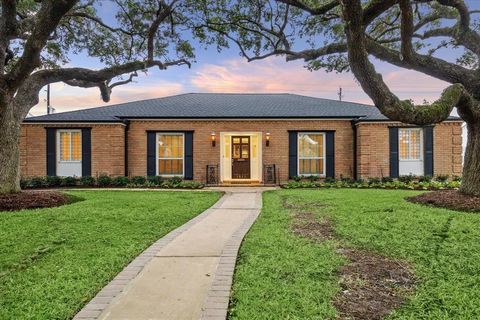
[24,93,459,123]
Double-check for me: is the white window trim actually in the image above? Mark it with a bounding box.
[399,128,423,162]
[57,129,82,163]
[297,132,326,176]
[156,132,185,177]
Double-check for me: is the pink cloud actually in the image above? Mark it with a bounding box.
[190,57,451,105]
[30,79,184,116]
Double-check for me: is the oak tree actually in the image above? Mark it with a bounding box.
[0,0,194,193]
[197,0,480,195]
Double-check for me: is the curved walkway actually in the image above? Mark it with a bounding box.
[74,187,272,320]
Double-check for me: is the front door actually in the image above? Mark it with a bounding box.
[232,136,251,179]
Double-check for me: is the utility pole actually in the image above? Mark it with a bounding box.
[338,87,344,101]
[47,84,51,114]
[46,84,55,114]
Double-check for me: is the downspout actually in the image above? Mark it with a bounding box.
[123,119,130,176]
[351,119,358,180]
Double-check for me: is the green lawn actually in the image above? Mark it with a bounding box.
[0,190,220,320]
[230,189,480,320]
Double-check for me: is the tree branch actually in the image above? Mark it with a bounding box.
[342,0,475,125]
[7,0,79,89]
[274,0,339,16]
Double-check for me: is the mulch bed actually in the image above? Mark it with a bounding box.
[0,190,76,211]
[406,190,480,212]
[333,249,415,320]
[292,212,335,241]
[286,200,416,320]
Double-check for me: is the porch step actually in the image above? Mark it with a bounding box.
[222,180,260,184]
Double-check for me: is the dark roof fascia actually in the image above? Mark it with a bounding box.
[117,116,360,120]
[23,119,124,124]
[354,117,463,124]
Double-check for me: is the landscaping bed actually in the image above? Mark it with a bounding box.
[282,175,461,191]
[229,189,480,319]
[0,190,79,211]
[407,190,480,212]
[20,175,204,190]
[0,190,221,319]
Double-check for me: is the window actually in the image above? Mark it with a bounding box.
[157,133,184,176]
[59,130,82,162]
[399,128,422,160]
[298,133,325,176]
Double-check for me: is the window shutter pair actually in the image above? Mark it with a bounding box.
[46,128,91,176]
[288,131,335,178]
[389,126,433,177]
[146,132,193,179]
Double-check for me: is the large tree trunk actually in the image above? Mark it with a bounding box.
[459,121,480,196]
[0,100,23,194]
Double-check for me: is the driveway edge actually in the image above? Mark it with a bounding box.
[74,193,228,320]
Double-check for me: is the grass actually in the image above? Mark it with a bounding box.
[0,190,221,320]
[229,189,480,320]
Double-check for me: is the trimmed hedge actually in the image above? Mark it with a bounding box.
[20,175,204,190]
[282,176,461,190]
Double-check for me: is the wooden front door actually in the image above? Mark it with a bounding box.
[231,136,251,179]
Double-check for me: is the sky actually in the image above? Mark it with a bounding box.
[29,1,480,117]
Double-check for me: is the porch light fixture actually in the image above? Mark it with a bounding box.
[266,132,271,147]
[211,132,216,147]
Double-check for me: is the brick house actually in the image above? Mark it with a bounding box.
[20,93,463,184]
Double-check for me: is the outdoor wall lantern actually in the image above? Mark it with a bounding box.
[211,132,216,147]
[266,132,271,147]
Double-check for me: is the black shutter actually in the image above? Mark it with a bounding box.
[81,128,91,176]
[326,132,335,178]
[46,128,56,176]
[424,126,434,176]
[147,132,156,176]
[389,127,399,178]
[184,132,194,180]
[288,131,298,178]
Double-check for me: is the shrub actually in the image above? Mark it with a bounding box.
[20,178,28,189]
[340,175,355,183]
[453,175,462,182]
[27,177,46,188]
[324,177,336,183]
[292,175,302,182]
[62,176,78,187]
[147,176,163,185]
[381,176,394,183]
[97,175,112,187]
[368,177,381,184]
[112,176,129,187]
[398,175,415,183]
[308,175,319,182]
[130,176,147,185]
[436,174,449,182]
[169,176,183,185]
[45,175,62,187]
[418,175,433,182]
[80,176,95,187]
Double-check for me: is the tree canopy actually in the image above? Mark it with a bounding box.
[195,0,480,124]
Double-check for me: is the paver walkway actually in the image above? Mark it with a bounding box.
[75,187,272,320]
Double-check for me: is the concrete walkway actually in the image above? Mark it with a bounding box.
[75,187,272,320]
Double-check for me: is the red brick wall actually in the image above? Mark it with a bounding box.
[20,124,126,177]
[20,120,463,181]
[356,121,463,178]
[127,120,355,183]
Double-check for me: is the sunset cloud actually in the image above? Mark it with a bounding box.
[30,56,452,116]
[190,57,450,105]
[30,78,184,116]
